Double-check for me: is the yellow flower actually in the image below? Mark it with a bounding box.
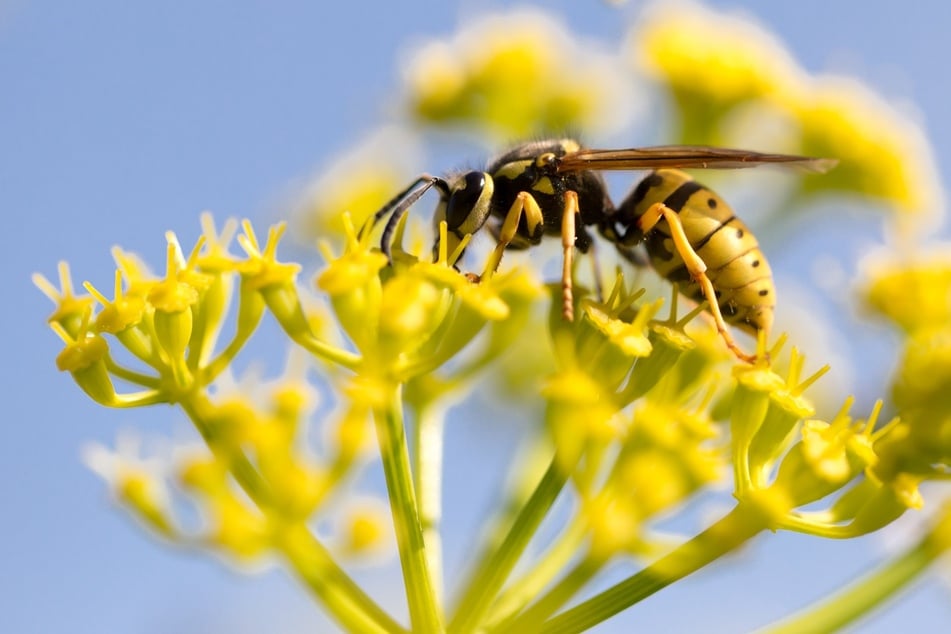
[34,261,95,337]
[890,327,951,457]
[748,349,827,481]
[238,220,302,292]
[83,434,177,538]
[583,301,654,359]
[632,0,804,143]
[617,448,696,517]
[403,9,634,139]
[193,212,241,273]
[85,271,147,335]
[770,399,884,510]
[634,1,803,107]
[543,367,621,469]
[146,238,203,373]
[208,493,271,560]
[334,497,393,562]
[377,273,447,356]
[583,494,641,561]
[632,1,943,230]
[110,246,158,299]
[863,248,951,333]
[792,76,943,227]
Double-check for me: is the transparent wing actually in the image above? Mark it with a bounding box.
[556,145,837,173]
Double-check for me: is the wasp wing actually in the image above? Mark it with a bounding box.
[556,145,836,174]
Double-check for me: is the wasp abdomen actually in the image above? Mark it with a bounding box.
[631,169,775,335]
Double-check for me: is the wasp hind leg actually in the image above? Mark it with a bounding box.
[638,202,757,364]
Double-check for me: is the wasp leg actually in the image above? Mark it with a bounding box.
[638,202,756,363]
[561,191,580,321]
[482,191,544,278]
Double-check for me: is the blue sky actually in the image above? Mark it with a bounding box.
[4,1,951,632]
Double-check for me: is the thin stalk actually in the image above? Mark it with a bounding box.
[181,396,273,505]
[762,523,948,634]
[414,403,446,606]
[104,356,161,388]
[449,456,572,634]
[375,384,442,632]
[277,524,408,634]
[485,518,587,629]
[183,395,399,633]
[538,503,766,634]
[493,555,602,633]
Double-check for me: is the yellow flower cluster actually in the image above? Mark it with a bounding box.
[864,251,951,470]
[634,0,942,225]
[38,201,948,631]
[403,9,634,140]
[35,208,550,631]
[35,215,420,632]
[634,1,803,121]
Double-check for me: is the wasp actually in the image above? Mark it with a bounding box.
[361,139,833,363]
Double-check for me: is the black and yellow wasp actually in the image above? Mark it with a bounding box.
[362,139,833,362]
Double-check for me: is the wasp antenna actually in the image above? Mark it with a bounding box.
[379,176,443,260]
[357,174,439,242]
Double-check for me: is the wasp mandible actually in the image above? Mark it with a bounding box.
[361,139,834,363]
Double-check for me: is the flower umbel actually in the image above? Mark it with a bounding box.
[404,9,635,140]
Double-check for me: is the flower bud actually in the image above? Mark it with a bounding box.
[56,334,117,406]
[619,323,695,403]
[377,274,446,358]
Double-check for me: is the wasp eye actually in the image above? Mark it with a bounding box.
[446,171,488,230]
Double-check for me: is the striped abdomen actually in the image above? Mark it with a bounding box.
[626,169,774,335]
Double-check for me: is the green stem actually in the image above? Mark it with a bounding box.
[277,524,408,634]
[183,395,399,632]
[485,518,587,629]
[104,356,161,388]
[203,327,257,382]
[449,456,572,634]
[414,403,446,606]
[539,503,766,634]
[294,330,362,370]
[181,396,273,505]
[375,383,442,632]
[495,555,602,633]
[762,522,948,634]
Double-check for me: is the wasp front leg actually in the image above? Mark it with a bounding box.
[481,191,545,279]
[638,202,757,363]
